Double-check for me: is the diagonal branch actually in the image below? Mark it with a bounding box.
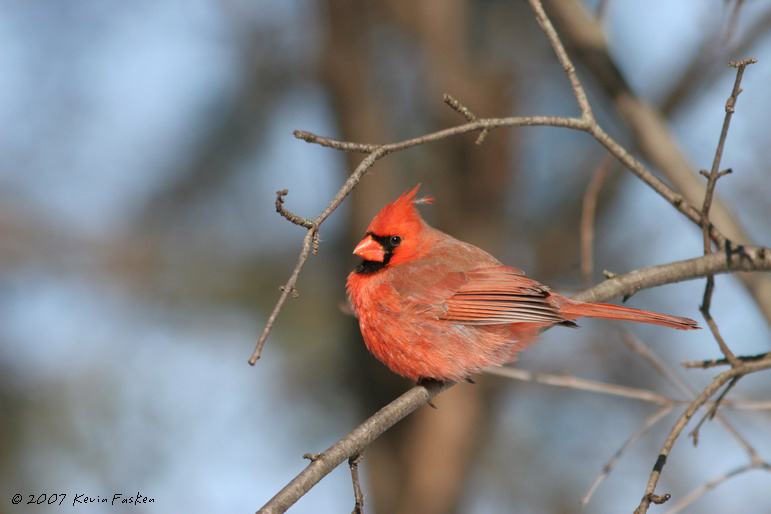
[526,0,594,120]
[666,461,771,514]
[257,379,450,514]
[580,157,611,284]
[582,406,675,508]
[634,355,771,514]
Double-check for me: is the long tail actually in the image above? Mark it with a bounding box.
[561,302,700,330]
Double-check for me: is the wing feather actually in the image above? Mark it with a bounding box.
[439,266,563,325]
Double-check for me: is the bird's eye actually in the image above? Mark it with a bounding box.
[390,235,402,247]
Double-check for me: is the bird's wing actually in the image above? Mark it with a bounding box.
[439,266,566,325]
[388,237,509,306]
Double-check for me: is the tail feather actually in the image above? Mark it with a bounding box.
[562,302,699,330]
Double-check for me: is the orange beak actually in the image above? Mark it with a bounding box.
[353,235,386,262]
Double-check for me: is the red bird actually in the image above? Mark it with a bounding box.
[346,186,699,382]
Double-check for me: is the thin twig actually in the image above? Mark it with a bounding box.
[626,330,770,510]
[487,362,771,410]
[526,0,594,120]
[634,355,771,514]
[249,229,315,364]
[681,352,771,369]
[257,380,450,513]
[442,94,477,123]
[722,0,746,45]
[586,123,721,244]
[294,115,588,153]
[688,376,740,446]
[293,130,380,153]
[594,0,611,20]
[349,453,364,514]
[483,366,670,404]
[580,156,611,284]
[582,406,675,508]
[622,332,763,461]
[665,461,771,514]
[700,308,736,366]
[298,108,720,239]
[249,147,387,363]
[443,94,488,144]
[275,190,315,229]
[571,247,771,305]
[620,332,694,395]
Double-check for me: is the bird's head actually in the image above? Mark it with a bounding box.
[352,185,433,274]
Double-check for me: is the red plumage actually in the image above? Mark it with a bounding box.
[346,186,699,382]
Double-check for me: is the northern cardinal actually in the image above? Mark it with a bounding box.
[346,186,698,382]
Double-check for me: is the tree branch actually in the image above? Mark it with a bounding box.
[257,379,450,513]
[573,246,771,305]
[581,157,611,284]
[582,406,675,508]
[634,355,771,514]
[666,462,771,514]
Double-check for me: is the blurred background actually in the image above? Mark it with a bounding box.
[0,0,770,512]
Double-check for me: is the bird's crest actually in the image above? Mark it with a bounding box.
[366,185,432,237]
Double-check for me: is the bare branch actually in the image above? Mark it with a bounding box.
[348,454,364,514]
[249,147,387,363]
[580,157,610,284]
[622,333,764,461]
[275,190,315,229]
[526,0,594,120]
[257,380,450,513]
[688,376,740,446]
[249,228,316,364]
[723,0,747,45]
[442,94,488,145]
[666,462,771,514]
[293,130,379,153]
[634,355,771,514]
[486,362,771,410]
[582,406,675,508]
[293,115,589,153]
[682,352,771,369]
[483,366,670,405]
[573,246,771,305]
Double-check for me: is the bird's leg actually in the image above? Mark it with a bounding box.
[417,377,444,409]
